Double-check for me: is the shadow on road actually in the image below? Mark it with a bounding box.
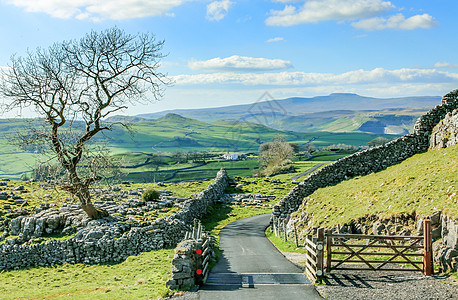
[323,271,435,289]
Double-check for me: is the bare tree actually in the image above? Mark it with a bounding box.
[1,28,169,219]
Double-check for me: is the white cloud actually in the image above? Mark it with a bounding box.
[266,0,393,26]
[206,0,233,21]
[352,13,437,30]
[434,62,458,69]
[267,37,284,43]
[188,55,293,72]
[7,0,185,20]
[172,68,458,86]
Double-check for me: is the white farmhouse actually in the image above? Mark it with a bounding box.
[223,153,239,160]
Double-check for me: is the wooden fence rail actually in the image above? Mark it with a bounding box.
[273,218,432,280]
[200,237,212,281]
[325,232,424,272]
[184,219,203,240]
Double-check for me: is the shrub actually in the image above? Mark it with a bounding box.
[257,159,295,177]
[268,159,295,176]
[142,188,161,202]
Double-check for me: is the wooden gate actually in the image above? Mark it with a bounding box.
[324,219,433,275]
[302,219,433,280]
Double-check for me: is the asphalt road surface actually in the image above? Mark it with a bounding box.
[185,214,323,300]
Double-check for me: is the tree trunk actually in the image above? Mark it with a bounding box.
[69,173,109,219]
[81,203,109,219]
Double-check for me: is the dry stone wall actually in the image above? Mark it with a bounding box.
[273,90,458,220]
[0,169,229,270]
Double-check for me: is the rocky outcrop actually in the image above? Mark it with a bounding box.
[422,212,458,272]
[219,193,276,207]
[9,206,88,242]
[430,109,458,149]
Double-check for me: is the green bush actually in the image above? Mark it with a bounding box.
[142,188,161,202]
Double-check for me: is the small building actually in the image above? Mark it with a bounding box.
[223,153,239,160]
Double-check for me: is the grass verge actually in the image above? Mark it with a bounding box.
[265,226,304,253]
[0,248,174,300]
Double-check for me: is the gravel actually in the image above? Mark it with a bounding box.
[279,250,458,299]
[316,269,458,300]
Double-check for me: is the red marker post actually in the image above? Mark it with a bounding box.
[196,248,203,279]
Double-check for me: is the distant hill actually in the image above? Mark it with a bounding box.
[103,112,394,152]
[137,93,440,134]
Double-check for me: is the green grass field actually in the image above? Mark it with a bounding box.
[0,249,174,299]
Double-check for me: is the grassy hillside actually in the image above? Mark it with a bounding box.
[106,113,393,152]
[291,144,458,229]
[137,94,438,134]
[138,109,428,135]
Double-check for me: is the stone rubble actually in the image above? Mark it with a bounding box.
[218,193,275,207]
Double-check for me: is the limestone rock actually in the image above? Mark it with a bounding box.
[430,109,458,149]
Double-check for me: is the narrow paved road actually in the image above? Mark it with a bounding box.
[291,162,327,180]
[195,214,323,300]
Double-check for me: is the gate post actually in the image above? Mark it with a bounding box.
[316,228,325,281]
[326,229,332,273]
[423,219,432,276]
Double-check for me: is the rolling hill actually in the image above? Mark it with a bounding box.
[0,114,395,178]
[103,113,393,152]
[137,93,440,134]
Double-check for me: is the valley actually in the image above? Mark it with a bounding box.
[0,111,397,180]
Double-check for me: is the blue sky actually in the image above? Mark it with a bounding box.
[1,0,457,115]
